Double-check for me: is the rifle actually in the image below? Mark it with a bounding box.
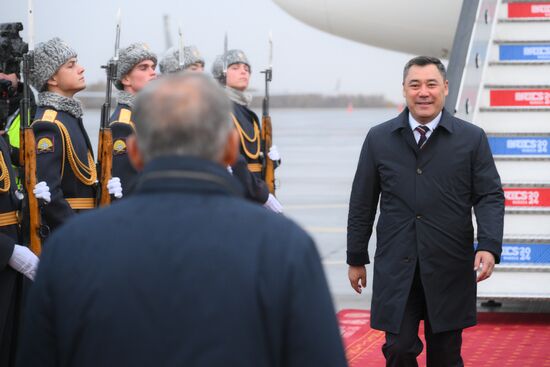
[96,10,120,207]
[19,1,42,255]
[260,33,275,195]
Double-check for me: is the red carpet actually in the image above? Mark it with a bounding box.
[338,310,550,366]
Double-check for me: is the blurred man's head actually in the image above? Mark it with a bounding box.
[129,72,238,169]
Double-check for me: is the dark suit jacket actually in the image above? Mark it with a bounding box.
[17,156,347,367]
[347,108,504,334]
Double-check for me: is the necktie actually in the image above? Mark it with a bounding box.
[415,125,430,149]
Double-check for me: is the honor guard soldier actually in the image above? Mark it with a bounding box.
[212,50,282,212]
[109,43,157,194]
[0,135,39,367]
[159,45,205,73]
[28,38,118,234]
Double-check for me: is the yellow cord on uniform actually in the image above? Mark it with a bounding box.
[0,152,11,193]
[53,121,97,186]
[231,114,260,160]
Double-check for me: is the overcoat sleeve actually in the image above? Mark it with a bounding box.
[472,130,505,263]
[347,131,380,266]
[284,234,348,367]
[16,235,58,367]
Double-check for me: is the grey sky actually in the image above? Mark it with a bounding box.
[3,0,414,102]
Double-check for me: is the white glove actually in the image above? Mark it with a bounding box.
[15,190,24,201]
[263,193,283,213]
[227,165,233,175]
[33,181,51,203]
[268,145,281,161]
[8,244,39,281]
[107,177,123,199]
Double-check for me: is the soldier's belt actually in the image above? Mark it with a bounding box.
[0,211,19,227]
[66,198,96,210]
[248,163,262,173]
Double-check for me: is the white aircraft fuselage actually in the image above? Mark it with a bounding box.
[273,0,463,57]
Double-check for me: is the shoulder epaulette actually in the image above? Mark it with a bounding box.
[109,108,135,130]
[37,109,58,123]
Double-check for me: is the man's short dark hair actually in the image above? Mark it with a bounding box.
[403,56,446,83]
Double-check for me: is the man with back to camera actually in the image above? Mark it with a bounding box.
[347,56,504,367]
[16,72,348,367]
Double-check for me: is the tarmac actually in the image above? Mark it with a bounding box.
[270,108,383,311]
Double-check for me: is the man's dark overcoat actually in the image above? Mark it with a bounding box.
[347,108,504,334]
[17,156,347,367]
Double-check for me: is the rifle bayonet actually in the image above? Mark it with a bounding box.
[178,25,185,70]
[114,9,121,61]
[222,32,228,84]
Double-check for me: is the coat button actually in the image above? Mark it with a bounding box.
[403,257,410,263]
[416,215,422,220]
[416,168,423,175]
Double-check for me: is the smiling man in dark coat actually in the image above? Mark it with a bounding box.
[347,56,504,367]
[16,72,347,367]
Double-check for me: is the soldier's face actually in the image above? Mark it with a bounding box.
[49,57,86,96]
[123,60,157,94]
[185,63,204,72]
[403,64,448,123]
[226,63,250,91]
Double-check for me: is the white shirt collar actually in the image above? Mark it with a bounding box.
[408,111,442,132]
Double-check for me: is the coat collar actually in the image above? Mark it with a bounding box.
[390,107,454,134]
[134,156,244,197]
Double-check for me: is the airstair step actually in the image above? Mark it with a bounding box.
[490,61,550,65]
[478,267,550,299]
[501,211,550,235]
[480,87,550,109]
[494,21,550,40]
[503,185,550,209]
[499,18,550,22]
[494,39,550,44]
[490,42,550,62]
[476,109,550,133]
[485,64,550,84]
[479,106,550,111]
[488,132,550,136]
[476,239,550,265]
[488,134,550,160]
[484,84,550,88]
[504,1,550,22]
[497,160,550,180]
[496,157,550,161]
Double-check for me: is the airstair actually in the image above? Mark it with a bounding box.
[450,0,550,300]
